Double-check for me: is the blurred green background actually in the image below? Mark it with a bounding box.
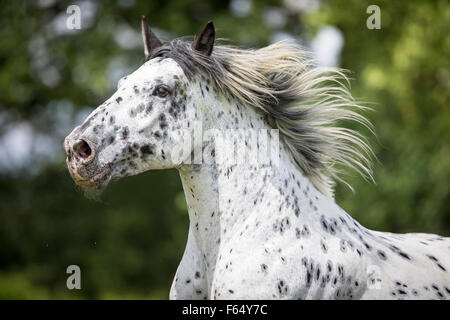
[0,0,448,299]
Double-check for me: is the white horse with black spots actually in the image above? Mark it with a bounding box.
[64,17,450,299]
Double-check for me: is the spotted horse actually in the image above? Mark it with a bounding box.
[64,17,450,299]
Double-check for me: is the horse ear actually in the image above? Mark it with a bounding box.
[141,16,162,59]
[193,21,215,56]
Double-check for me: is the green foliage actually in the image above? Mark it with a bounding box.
[314,0,450,234]
[0,0,448,299]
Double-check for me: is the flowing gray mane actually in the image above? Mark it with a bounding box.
[150,39,373,198]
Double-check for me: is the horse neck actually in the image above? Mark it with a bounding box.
[177,89,346,265]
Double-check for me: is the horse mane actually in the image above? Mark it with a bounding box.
[151,39,374,198]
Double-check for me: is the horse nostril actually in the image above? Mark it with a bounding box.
[73,139,92,160]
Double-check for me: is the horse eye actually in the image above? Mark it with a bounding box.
[156,85,169,98]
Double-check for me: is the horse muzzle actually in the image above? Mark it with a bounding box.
[64,133,111,190]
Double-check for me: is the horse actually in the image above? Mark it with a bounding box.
[64,17,450,299]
